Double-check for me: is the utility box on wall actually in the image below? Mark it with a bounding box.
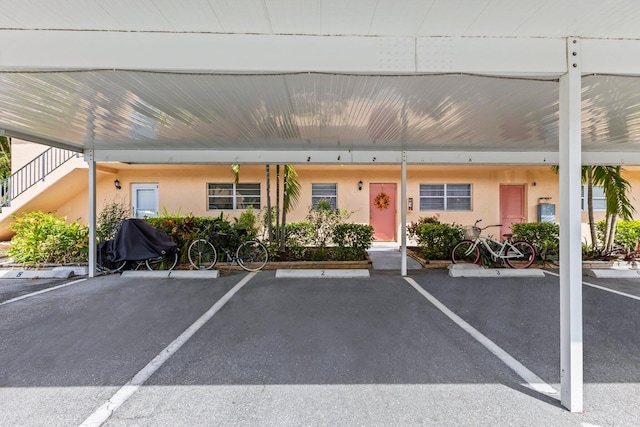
[537,203,556,223]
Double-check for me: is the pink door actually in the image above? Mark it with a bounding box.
[370,183,396,241]
[500,185,526,238]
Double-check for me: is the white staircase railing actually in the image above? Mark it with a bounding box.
[1,147,79,208]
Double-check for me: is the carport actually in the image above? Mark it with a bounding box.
[2,0,640,413]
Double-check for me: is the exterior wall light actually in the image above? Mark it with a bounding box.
[114,179,122,190]
[358,180,363,191]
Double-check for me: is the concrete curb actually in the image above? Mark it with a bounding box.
[586,269,640,279]
[121,271,171,278]
[120,270,220,279]
[0,269,75,279]
[53,266,89,276]
[276,269,370,278]
[448,264,546,278]
[170,270,220,279]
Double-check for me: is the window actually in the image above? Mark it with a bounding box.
[208,183,260,210]
[420,184,471,211]
[312,183,337,209]
[581,185,606,211]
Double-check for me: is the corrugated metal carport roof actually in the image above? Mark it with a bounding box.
[0,0,640,163]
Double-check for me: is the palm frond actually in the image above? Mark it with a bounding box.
[283,164,301,213]
[231,164,240,184]
[592,165,635,220]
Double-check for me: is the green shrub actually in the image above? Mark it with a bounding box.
[597,219,640,254]
[97,198,129,241]
[511,222,559,261]
[8,211,88,265]
[233,206,258,239]
[407,215,440,240]
[331,223,375,260]
[284,221,315,259]
[146,213,233,261]
[305,199,350,249]
[409,216,463,260]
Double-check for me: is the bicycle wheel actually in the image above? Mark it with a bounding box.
[96,249,126,274]
[188,239,217,270]
[451,240,481,264]
[145,252,179,271]
[236,240,269,272]
[505,241,536,269]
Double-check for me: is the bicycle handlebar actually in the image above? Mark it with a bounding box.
[473,219,502,230]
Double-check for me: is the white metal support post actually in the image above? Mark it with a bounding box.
[559,37,584,412]
[87,150,97,278]
[401,151,407,276]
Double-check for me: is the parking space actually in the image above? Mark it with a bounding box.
[0,277,76,304]
[0,269,638,426]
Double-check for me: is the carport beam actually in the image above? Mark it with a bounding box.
[558,37,584,413]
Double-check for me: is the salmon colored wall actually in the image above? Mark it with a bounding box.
[13,140,640,244]
[11,140,48,171]
[36,162,640,244]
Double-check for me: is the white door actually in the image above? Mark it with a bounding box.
[132,183,159,218]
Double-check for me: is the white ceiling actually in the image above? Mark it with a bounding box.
[1,0,639,38]
[1,0,640,164]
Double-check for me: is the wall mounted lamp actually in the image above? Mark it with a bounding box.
[358,180,363,191]
[114,179,122,190]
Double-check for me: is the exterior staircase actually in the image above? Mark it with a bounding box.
[0,147,86,240]
[1,147,79,208]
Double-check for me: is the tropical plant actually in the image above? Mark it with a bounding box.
[232,163,300,250]
[552,165,635,252]
[408,216,463,260]
[593,166,635,252]
[306,199,351,249]
[511,221,559,265]
[331,223,375,260]
[96,197,130,241]
[8,211,88,265]
[0,136,10,181]
[234,206,259,238]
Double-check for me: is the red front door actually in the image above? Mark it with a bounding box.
[500,184,526,238]
[370,183,396,241]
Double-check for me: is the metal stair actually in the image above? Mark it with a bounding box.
[0,147,79,208]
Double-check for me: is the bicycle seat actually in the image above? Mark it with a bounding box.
[502,233,513,239]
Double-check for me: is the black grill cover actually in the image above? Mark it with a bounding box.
[107,219,177,262]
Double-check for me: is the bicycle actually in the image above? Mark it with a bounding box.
[451,219,536,269]
[187,229,269,272]
[96,242,179,274]
[96,218,179,274]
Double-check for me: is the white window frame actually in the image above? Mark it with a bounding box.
[419,183,472,211]
[311,183,337,209]
[581,184,606,211]
[207,183,261,210]
[131,183,159,218]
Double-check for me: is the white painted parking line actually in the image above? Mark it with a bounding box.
[404,277,558,396]
[0,278,87,306]
[80,272,256,427]
[544,270,640,301]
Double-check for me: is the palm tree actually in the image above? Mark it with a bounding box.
[552,165,635,251]
[0,136,10,181]
[593,165,634,251]
[232,163,300,248]
[280,164,301,252]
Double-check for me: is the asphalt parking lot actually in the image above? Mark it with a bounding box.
[0,268,638,426]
